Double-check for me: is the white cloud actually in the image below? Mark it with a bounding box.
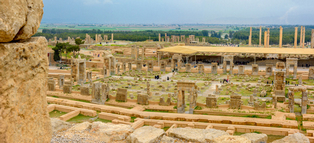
[82,0,113,5]
[279,6,298,24]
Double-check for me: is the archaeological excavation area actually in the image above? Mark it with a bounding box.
[2,0,314,142]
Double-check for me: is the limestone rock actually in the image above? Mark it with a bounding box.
[68,122,91,132]
[240,133,267,143]
[127,126,165,143]
[51,118,71,134]
[0,37,51,143]
[0,0,44,42]
[205,129,229,142]
[167,128,228,142]
[213,135,251,143]
[160,135,176,143]
[91,122,133,142]
[272,133,310,143]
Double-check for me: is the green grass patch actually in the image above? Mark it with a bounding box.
[67,114,93,123]
[144,109,169,113]
[49,110,67,118]
[94,118,112,123]
[131,117,136,123]
[163,127,170,131]
[71,99,90,103]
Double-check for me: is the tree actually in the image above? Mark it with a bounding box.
[201,30,209,37]
[225,34,229,39]
[75,38,85,46]
[52,47,60,62]
[75,38,84,57]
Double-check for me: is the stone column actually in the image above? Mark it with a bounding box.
[159,33,161,42]
[294,27,298,48]
[142,47,145,62]
[249,27,252,46]
[267,28,270,48]
[95,34,98,43]
[259,26,262,46]
[303,26,306,48]
[311,29,314,49]
[279,26,283,48]
[264,31,267,48]
[300,26,303,47]
[111,33,114,42]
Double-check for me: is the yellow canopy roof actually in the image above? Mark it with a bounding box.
[158,46,314,55]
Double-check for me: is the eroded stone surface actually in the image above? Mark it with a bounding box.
[0,37,51,143]
[0,0,44,42]
[240,133,267,143]
[91,122,133,142]
[51,118,71,134]
[272,133,310,143]
[167,128,228,143]
[213,135,251,143]
[127,126,165,143]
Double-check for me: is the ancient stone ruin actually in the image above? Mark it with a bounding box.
[0,1,52,140]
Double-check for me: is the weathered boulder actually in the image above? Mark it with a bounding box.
[167,128,228,142]
[0,0,44,42]
[68,122,91,132]
[127,126,165,143]
[272,133,310,143]
[51,118,71,134]
[91,122,133,142]
[0,37,52,143]
[205,129,229,142]
[213,135,251,143]
[240,133,267,143]
[160,135,176,143]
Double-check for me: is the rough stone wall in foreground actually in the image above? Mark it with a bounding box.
[0,37,52,143]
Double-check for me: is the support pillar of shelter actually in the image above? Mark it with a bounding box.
[259,26,262,46]
[303,26,306,48]
[249,27,252,46]
[267,28,270,48]
[264,31,267,48]
[279,26,283,48]
[311,29,314,49]
[300,26,303,48]
[294,27,298,48]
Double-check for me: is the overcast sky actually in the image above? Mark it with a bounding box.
[42,0,314,25]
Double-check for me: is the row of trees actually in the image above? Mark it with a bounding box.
[52,39,84,62]
[35,29,211,42]
[36,26,313,45]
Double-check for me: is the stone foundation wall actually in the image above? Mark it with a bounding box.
[0,37,52,143]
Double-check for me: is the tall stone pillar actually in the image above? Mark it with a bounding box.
[111,33,114,42]
[95,34,98,43]
[267,28,270,48]
[142,47,145,62]
[311,29,314,49]
[159,33,161,42]
[303,27,306,48]
[249,27,252,46]
[259,26,262,46]
[300,26,303,47]
[294,27,298,48]
[264,31,267,48]
[279,26,283,48]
